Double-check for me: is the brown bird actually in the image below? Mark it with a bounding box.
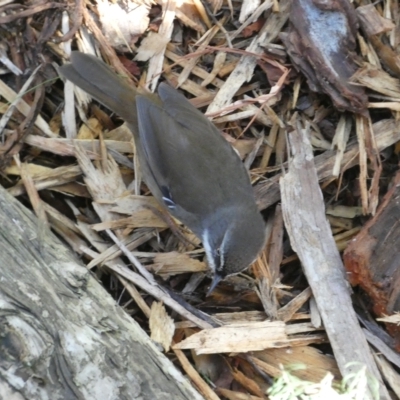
[60,52,266,294]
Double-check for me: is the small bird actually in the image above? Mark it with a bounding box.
[60,52,266,294]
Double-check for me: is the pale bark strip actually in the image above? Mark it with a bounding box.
[0,184,204,400]
[279,120,389,400]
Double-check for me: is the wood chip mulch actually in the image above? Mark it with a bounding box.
[1,0,400,398]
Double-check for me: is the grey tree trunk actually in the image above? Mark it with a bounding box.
[0,184,204,400]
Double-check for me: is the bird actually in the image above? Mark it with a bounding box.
[59,52,266,294]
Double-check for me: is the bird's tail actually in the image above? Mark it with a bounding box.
[59,52,139,127]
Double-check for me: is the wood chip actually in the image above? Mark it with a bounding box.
[173,321,286,354]
[149,302,175,352]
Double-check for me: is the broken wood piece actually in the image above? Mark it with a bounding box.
[356,4,395,36]
[280,0,367,114]
[355,4,400,77]
[7,164,82,196]
[91,212,168,230]
[173,321,286,354]
[351,63,400,97]
[24,135,133,158]
[344,169,400,349]
[277,287,312,322]
[374,354,400,398]
[253,345,341,383]
[74,141,127,229]
[239,0,262,23]
[279,117,389,399]
[150,301,175,352]
[150,252,207,276]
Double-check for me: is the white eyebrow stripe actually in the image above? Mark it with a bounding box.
[219,227,232,271]
[220,250,224,272]
[202,229,216,272]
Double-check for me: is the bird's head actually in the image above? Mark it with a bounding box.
[202,208,266,295]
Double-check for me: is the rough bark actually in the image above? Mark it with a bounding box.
[344,169,400,349]
[0,184,204,400]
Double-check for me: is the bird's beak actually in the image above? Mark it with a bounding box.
[207,273,223,296]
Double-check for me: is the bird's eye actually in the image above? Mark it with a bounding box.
[215,248,221,256]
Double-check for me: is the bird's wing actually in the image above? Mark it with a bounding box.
[136,86,253,217]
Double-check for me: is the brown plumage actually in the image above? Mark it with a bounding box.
[60,52,266,294]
